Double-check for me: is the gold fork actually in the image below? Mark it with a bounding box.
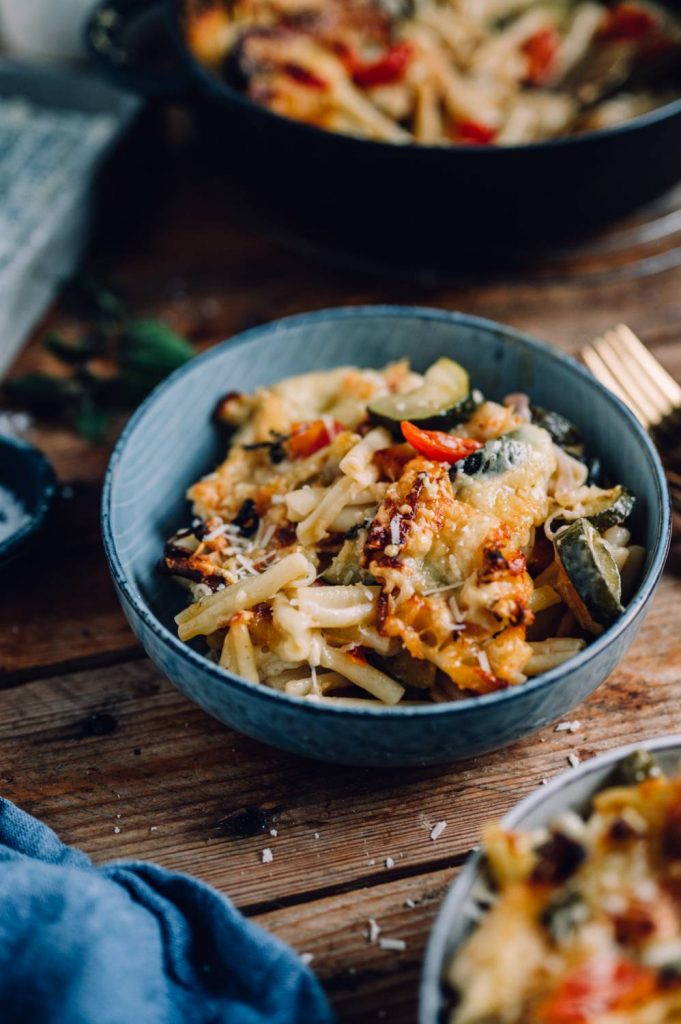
[581,324,681,522]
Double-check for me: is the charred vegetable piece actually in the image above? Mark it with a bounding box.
[531,832,587,885]
[456,432,530,478]
[530,405,583,453]
[541,890,589,944]
[552,486,636,533]
[612,749,661,785]
[368,358,477,436]
[400,421,482,463]
[555,518,623,632]
[322,527,376,585]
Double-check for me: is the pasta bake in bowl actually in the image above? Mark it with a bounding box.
[420,735,681,1023]
[101,307,670,765]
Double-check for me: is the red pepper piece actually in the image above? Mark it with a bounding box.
[352,41,412,88]
[537,958,657,1024]
[599,3,659,40]
[400,421,482,463]
[522,26,561,84]
[288,419,344,459]
[455,119,497,145]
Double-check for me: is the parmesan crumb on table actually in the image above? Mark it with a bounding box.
[270,828,278,837]
[261,848,273,864]
[430,820,447,841]
[385,856,395,869]
[555,720,582,733]
[314,832,320,840]
[113,826,121,834]
[567,752,581,768]
[540,778,548,786]
[149,826,158,832]
[367,918,381,943]
[379,937,407,952]
[404,898,416,908]
[300,952,314,966]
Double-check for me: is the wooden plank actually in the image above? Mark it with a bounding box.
[1,572,678,911]
[0,479,138,680]
[253,867,455,1024]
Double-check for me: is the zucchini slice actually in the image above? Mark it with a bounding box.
[552,485,635,534]
[555,518,623,633]
[368,357,478,436]
[530,405,583,455]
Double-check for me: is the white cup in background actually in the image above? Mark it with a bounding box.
[0,0,97,62]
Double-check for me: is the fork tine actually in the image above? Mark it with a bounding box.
[614,325,681,409]
[594,332,666,426]
[595,330,671,426]
[580,345,649,424]
[586,337,655,427]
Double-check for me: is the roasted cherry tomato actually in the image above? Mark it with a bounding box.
[288,419,344,459]
[400,421,482,462]
[537,959,656,1023]
[599,3,659,40]
[455,119,497,145]
[352,41,412,88]
[523,27,561,84]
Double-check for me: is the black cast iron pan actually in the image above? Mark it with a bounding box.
[86,0,681,270]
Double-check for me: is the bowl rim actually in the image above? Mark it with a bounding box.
[419,732,681,1024]
[169,0,681,157]
[101,304,672,720]
[0,435,57,564]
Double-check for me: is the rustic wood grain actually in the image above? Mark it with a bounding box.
[3,120,681,1020]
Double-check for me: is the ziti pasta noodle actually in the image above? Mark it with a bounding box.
[163,355,643,705]
[184,0,681,145]
[447,751,681,1024]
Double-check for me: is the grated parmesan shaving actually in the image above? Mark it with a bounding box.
[379,937,406,952]
[448,593,462,621]
[261,848,273,864]
[430,820,447,841]
[390,515,401,547]
[477,650,492,675]
[385,856,395,869]
[567,752,581,768]
[367,918,381,943]
[555,720,581,733]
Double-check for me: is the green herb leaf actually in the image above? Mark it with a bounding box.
[74,399,109,443]
[119,319,195,377]
[4,373,80,412]
[44,333,99,365]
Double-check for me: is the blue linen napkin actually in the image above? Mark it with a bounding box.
[0,797,334,1024]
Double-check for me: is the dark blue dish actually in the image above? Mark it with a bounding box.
[101,307,671,766]
[85,0,681,268]
[0,435,57,567]
[420,734,681,1023]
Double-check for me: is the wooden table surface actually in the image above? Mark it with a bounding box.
[3,119,681,1022]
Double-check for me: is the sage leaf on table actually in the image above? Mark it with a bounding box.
[3,278,196,442]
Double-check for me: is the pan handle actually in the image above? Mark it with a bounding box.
[85,0,197,99]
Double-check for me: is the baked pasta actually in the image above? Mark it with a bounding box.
[164,357,643,706]
[184,0,681,144]
[447,751,681,1024]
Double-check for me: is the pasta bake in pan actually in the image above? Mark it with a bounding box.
[163,356,643,707]
[184,0,681,144]
[447,751,681,1023]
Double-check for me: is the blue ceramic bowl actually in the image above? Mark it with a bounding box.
[101,307,671,766]
[420,734,681,1023]
[0,435,57,566]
